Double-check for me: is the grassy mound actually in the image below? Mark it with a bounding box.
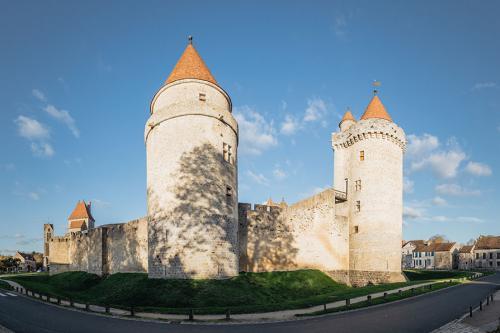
[9,269,467,314]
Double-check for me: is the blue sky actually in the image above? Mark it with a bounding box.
[1,1,499,254]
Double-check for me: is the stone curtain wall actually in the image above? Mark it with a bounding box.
[68,228,104,275]
[48,218,148,276]
[239,189,349,277]
[104,218,148,274]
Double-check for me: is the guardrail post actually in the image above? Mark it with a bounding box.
[346,299,350,308]
[383,292,387,299]
[411,288,414,295]
[105,305,110,314]
[130,306,134,316]
[480,300,483,311]
[85,303,90,311]
[57,297,61,305]
[226,309,231,320]
[398,290,402,297]
[470,306,472,317]
[491,294,494,302]
[487,297,490,306]
[323,304,327,312]
[70,298,74,307]
[429,284,432,290]
[188,309,194,321]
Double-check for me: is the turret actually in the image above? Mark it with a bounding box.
[67,200,94,233]
[332,91,406,286]
[146,37,239,279]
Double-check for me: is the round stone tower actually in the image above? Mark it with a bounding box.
[332,92,406,286]
[145,38,239,279]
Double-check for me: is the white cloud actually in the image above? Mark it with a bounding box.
[333,15,347,37]
[403,177,414,194]
[403,206,423,220]
[432,196,447,206]
[304,97,327,122]
[465,161,492,177]
[411,149,466,178]
[28,192,40,200]
[43,105,80,138]
[14,115,50,140]
[247,170,270,186]
[30,142,55,157]
[273,167,287,180]
[472,82,497,90]
[435,183,480,197]
[280,115,299,135]
[234,106,277,155]
[406,134,440,158]
[32,89,47,102]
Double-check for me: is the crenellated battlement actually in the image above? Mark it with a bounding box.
[332,118,406,151]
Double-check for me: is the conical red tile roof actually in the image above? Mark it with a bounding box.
[165,43,217,85]
[360,95,392,122]
[340,110,356,123]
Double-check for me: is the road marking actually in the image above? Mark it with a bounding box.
[6,293,17,297]
[0,293,6,297]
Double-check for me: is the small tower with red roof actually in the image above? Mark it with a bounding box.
[67,200,95,233]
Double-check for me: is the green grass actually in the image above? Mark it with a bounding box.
[0,280,13,291]
[297,280,460,316]
[403,269,474,281]
[7,269,475,314]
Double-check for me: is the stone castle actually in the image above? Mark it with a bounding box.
[43,39,407,286]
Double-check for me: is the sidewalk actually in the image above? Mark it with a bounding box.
[431,290,500,333]
[0,277,471,323]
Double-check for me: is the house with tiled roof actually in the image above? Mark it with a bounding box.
[458,245,475,270]
[410,241,458,270]
[67,200,95,233]
[14,251,36,272]
[402,240,425,269]
[473,236,500,270]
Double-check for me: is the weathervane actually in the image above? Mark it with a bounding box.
[188,35,193,45]
[372,80,381,95]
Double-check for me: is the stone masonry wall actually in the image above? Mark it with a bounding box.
[239,189,349,278]
[104,218,148,274]
[48,218,148,276]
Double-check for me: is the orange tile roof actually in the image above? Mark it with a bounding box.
[69,220,87,230]
[165,43,217,85]
[340,110,356,123]
[360,95,393,122]
[459,245,474,253]
[476,236,500,249]
[68,201,94,221]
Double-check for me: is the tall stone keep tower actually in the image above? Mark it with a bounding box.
[145,38,239,279]
[332,92,406,286]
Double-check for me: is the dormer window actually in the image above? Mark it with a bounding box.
[199,93,206,101]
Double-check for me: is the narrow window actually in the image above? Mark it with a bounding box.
[355,180,362,191]
[483,253,486,259]
[228,145,233,165]
[490,253,493,259]
[223,142,234,165]
[476,253,479,259]
[199,92,206,101]
[223,143,229,162]
[497,253,500,259]
[226,185,232,197]
[359,150,365,161]
[355,200,361,212]
[354,226,359,233]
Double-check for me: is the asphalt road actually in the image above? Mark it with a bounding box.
[1,273,499,333]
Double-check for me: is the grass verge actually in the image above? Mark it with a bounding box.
[7,269,475,315]
[0,280,13,291]
[296,281,461,317]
